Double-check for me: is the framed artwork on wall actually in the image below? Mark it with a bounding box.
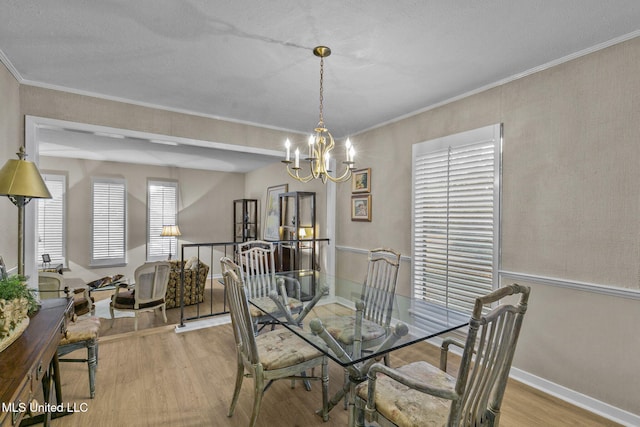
[352,168,371,193]
[264,184,288,240]
[351,194,372,222]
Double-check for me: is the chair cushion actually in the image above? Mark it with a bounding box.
[320,315,386,345]
[73,295,93,316]
[256,328,326,371]
[355,361,455,427]
[60,317,101,345]
[248,296,303,318]
[112,290,164,309]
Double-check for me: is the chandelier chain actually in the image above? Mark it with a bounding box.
[318,56,324,126]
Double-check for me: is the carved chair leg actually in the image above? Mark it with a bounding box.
[87,339,98,398]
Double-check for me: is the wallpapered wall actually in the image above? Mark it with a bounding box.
[329,37,640,417]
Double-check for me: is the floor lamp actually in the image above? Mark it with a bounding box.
[160,224,181,260]
[0,147,52,276]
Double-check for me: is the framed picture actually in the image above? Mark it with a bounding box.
[352,168,371,193]
[264,184,288,240]
[351,194,372,222]
[42,253,51,264]
[0,256,6,279]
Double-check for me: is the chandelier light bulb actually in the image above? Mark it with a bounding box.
[285,139,291,161]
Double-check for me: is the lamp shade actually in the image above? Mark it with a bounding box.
[160,224,181,237]
[0,157,52,199]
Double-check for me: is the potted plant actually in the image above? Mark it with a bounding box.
[0,274,38,352]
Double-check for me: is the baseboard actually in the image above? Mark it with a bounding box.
[174,314,231,333]
[509,368,640,427]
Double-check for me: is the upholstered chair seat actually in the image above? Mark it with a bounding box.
[248,295,303,319]
[355,361,453,427]
[58,317,101,398]
[255,328,327,370]
[71,287,94,316]
[111,289,164,310]
[320,315,387,345]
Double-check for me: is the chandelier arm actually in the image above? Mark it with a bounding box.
[286,164,314,183]
[323,165,353,183]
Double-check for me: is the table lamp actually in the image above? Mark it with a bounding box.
[0,147,52,276]
[160,224,181,260]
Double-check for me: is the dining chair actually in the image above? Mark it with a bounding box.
[321,248,401,357]
[37,271,65,299]
[109,261,171,331]
[39,271,94,315]
[319,248,401,409]
[236,240,304,332]
[355,283,531,427]
[58,316,101,398]
[220,257,329,427]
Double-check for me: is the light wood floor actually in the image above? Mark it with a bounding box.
[91,280,228,338]
[42,317,620,427]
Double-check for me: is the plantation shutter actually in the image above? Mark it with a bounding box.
[412,124,501,315]
[147,180,178,260]
[91,177,126,266]
[37,174,66,265]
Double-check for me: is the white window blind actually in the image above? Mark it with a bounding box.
[37,174,66,265]
[91,177,126,266]
[147,180,178,261]
[412,124,501,315]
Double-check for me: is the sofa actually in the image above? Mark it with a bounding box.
[166,258,209,309]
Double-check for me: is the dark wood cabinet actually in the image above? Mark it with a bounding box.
[278,191,317,300]
[233,199,258,242]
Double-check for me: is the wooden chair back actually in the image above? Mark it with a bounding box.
[360,248,401,327]
[221,256,259,365]
[38,271,65,299]
[449,283,530,425]
[133,261,171,308]
[236,240,277,299]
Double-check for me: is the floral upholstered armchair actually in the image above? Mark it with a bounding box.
[166,257,209,308]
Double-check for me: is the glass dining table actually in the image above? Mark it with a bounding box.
[249,270,469,426]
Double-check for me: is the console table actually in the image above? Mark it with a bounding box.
[0,298,73,427]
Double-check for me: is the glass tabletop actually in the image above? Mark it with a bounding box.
[250,270,469,368]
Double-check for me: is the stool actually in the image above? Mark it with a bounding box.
[58,317,101,398]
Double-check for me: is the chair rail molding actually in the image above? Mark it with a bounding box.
[335,245,412,264]
[499,270,640,300]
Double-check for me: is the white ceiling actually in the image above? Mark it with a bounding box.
[1,1,639,171]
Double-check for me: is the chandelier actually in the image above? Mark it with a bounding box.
[283,46,355,183]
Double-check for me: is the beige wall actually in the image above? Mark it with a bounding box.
[38,157,245,282]
[17,83,316,280]
[333,37,640,415]
[0,61,21,271]
[1,36,638,418]
[19,86,290,153]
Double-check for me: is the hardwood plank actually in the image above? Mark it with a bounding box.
[49,322,620,426]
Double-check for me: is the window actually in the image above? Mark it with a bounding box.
[147,180,178,261]
[91,177,126,266]
[412,124,501,315]
[37,174,66,266]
